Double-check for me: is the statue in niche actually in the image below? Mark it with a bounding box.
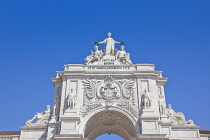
[53,95,59,116]
[26,105,51,126]
[158,87,163,98]
[158,98,166,115]
[67,89,77,110]
[85,45,103,64]
[160,104,166,115]
[53,100,57,116]
[97,32,121,56]
[116,45,132,65]
[50,97,59,123]
[142,89,151,109]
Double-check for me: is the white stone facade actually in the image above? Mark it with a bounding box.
[0,33,209,140]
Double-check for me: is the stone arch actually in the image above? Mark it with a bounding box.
[79,106,139,140]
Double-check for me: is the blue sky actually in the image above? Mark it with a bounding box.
[0,1,209,139]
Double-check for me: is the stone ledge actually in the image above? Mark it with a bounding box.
[137,134,166,138]
[171,126,200,129]
[0,131,20,135]
[20,125,47,130]
[53,134,83,139]
[199,130,210,134]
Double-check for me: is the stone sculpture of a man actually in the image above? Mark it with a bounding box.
[158,99,166,115]
[116,45,132,65]
[85,45,103,64]
[166,104,176,116]
[142,89,151,109]
[98,32,121,56]
[53,94,59,116]
[67,89,77,110]
[44,105,51,117]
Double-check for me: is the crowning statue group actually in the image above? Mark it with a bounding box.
[85,32,132,65]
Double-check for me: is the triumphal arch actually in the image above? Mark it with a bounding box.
[2,33,209,140]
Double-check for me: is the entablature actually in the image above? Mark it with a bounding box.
[51,64,167,86]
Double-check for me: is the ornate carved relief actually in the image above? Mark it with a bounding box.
[82,79,100,99]
[120,79,135,99]
[81,76,138,117]
[116,99,138,118]
[97,76,120,101]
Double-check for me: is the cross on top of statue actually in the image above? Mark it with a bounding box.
[85,33,132,65]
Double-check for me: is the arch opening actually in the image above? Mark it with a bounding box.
[95,134,124,140]
[84,110,136,140]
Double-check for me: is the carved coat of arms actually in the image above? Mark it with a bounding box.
[98,76,120,100]
[81,76,138,117]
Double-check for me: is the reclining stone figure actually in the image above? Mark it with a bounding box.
[166,104,195,126]
[25,105,51,127]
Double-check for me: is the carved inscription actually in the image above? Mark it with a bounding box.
[87,66,132,70]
